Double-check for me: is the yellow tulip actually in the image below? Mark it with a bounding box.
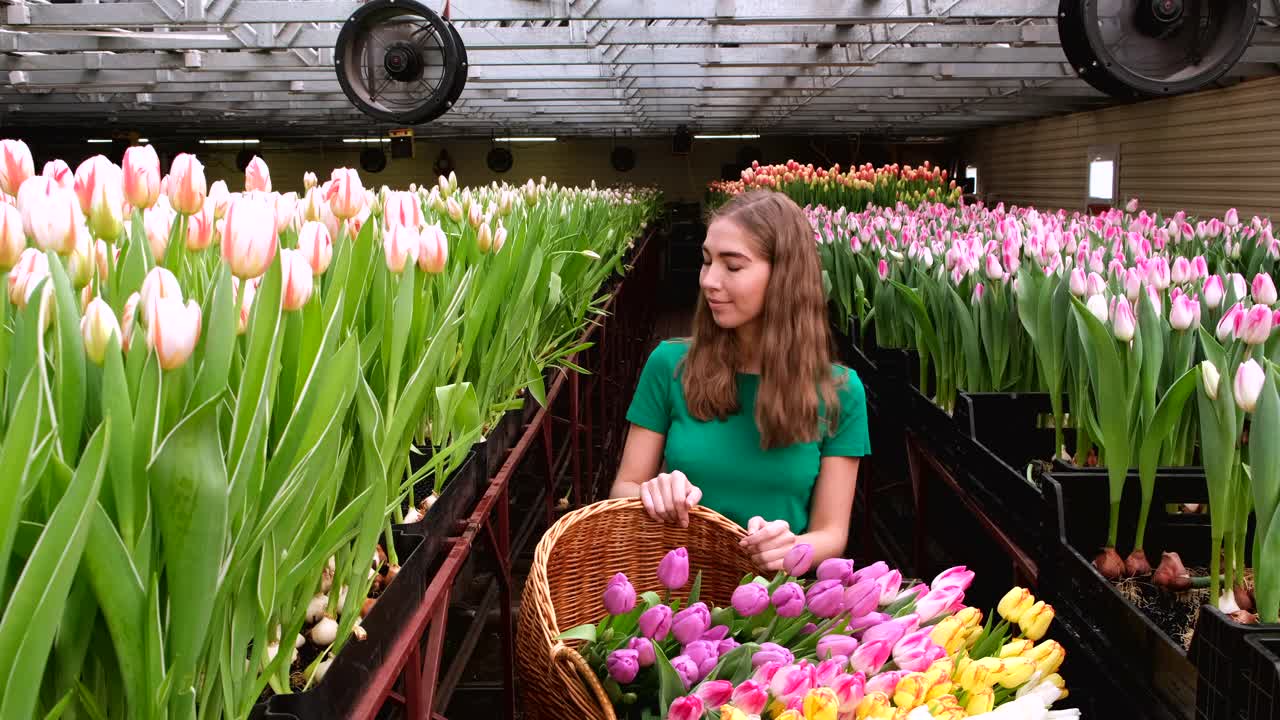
[1019,601,1056,641]
[957,657,1003,693]
[803,687,839,720]
[997,587,1036,624]
[855,691,893,720]
[930,616,966,654]
[926,680,954,702]
[954,607,983,629]
[924,657,955,687]
[892,673,929,710]
[719,707,749,720]
[927,704,965,720]
[962,626,985,649]
[965,687,995,715]
[776,710,803,720]
[1044,672,1067,690]
[996,657,1037,688]
[1000,639,1035,658]
[1026,640,1067,677]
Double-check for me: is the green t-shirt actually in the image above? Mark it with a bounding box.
[625,339,870,534]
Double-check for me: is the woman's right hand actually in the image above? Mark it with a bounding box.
[639,470,702,528]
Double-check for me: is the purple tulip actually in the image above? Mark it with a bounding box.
[800,623,819,635]
[771,582,806,617]
[849,560,889,585]
[657,547,689,590]
[806,579,845,618]
[751,642,794,667]
[784,543,814,577]
[684,640,719,677]
[731,582,770,617]
[816,558,856,584]
[701,624,730,642]
[843,580,881,618]
[606,649,640,684]
[671,602,711,645]
[628,637,656,667]
[670,654,701,689]
[847,611,891,634]
[816,634,860,661]
[693,680,734,709]
[638,604,673,641]
[602,573,636,616]
[717,637,740,656]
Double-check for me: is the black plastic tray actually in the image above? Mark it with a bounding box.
[1192,605,1279,720]
[1241,633,1280,720]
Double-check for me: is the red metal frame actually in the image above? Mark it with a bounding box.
[344,229,661,720]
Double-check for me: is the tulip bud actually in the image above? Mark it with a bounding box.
[965,686,995,715]
[784,543,814,577]
[186,203,216,250]
[657,547,689,590]
[0,139,35,196]
[303,171,318,191]
[731,581,770,617]
[277,249,314,312]
[1235,359,1265,413]
[1253,273,1278,306]
[475,221,493,254]
[222,195,278,279]
[437,174,451,198]
[606,649,639,684]
[997,587,1035,624]
[383,224,420,273]
[1238,304,1273,345]
[1086,294,1109,324]
[637,604,672,640]
[1170,294,1197,331]
[1218,303,1244,343]
[166,153,207,216]
[817,634,860,661]
[446,196,463,223]
[121,145,161,211]
[294,221,333,276]
[1230,272,1249,302]
[1203,275,1225,308]
[1199,360,1223,400]
[1018,600,1055,641]
[1069,267,1087,296]
[7,247,49,306]
[207,179,231,219]
[81,297,122,365]
[1112,296,1136,342]
[244,155,271,193]
[667,695,703,720]
[326,168,365,220]
[26,186,82,255]
[492,222,507,253]
[771,582,806,617]
[41,159,74,192]
[671,602,711,645]
[146,296,202,371]
[0,202,25,270]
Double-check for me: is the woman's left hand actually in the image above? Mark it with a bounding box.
[740,516,795,572]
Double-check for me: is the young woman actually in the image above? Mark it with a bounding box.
[608,190,870,572]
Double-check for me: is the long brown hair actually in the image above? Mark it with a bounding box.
[681,190,840,450]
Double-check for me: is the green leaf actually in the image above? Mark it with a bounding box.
[147,396,228,716]
[47,253,87,463]
[0,371,45,596]
[100,337,137,547]
[687,570,703,607]
[82,501,147,716]
[187,265,236,413]
[651,642,685,715]
[556,624,598,643]
[0,421,108,720]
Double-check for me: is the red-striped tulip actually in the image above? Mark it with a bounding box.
[417,223,448,274]
[0,202,24,270]
[280,249,314,311]
[85,163,125,241]
[122,145,161,210]
[274,191,298,236]
[222,194,278,279]
[244,155,271,193]
[186,202,216,250]
[207,179,231,219]
[140,266,182,319]
[67,229,104,289]
[476,221,493,254]
[493,222,507,253]
[233,276,258,334]
[73,155,115,215]
[0,139,34,197]
[8,247,49,305]
[446,196,463,223]
[166,153,207,215]
[303,171,317,191]
[297,221,333,275]
[81,297,122,364]
[383,224,419,273]
[42,159,74,191]
[383,190,423,231]
[28,186,82,255]
[144,199,174,262]
[119,292,141,350]
[326,168,364,220]
[146,296,202,370]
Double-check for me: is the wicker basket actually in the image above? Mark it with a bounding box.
[515,497,758,720]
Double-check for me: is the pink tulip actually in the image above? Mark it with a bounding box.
[785,543,815,577]
[638,604,672,640]
[1086,271,1106,297]
[493,222,508,253]
[27,186,81,255]
[864,670,907,697]
[222,195,278,279]
[1192,256,1209,280]
[849,639,891,676]
[877,258,888,280]
[829,672,866,713]
[892,628,946,673]
[1069,267,1087,296]
[816,634,859,661]
[0,139,34,196]
[7,247,49,305]
[0,202,24,270]
[416,223,448,274]
[166,153,207,215]
[185,203,215,250]
[81,296,122,365]
[1225,207,1240,227]
[42,159,74,191]
[931,565,975,593]
[1235,359,1265,413]
[145,296,202,371]
[72,155,114,215]
[1203,275,1226,309]
[297,221,333,276]
[279,249,314,312]
[233,276,259,335]
[207,179,231,219]
[1170,294,1198,331]
[1122,267,1143,301]
[1238,304,1273,345]
[274,192,298,236]
[326,168,364,220]
[1171,257,1192,285]
[770,662,816,702]
[658,547,690,591]
[1230,273,1249,302]
[627,637,655,667]
[1145,256,1171,290]
[814,658,847,687]
[118,292,142,350]
[244,155,271,193]
[383,191,424,231]
[144,199,174,262]
[730,680,769,715]
[1218,303,1245,342]
[140,266,182,319]
[122,145,161,210]
[383,224,420,273]
[667,696,704,720]
[874,569,902,604]
[1252,273,1278,306]
[693,680,734,709]
[816,557,855,584]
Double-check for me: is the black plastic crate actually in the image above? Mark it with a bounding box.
[955,392,1068,471]
[1192,605,1279,720]
[1243,634,1280,720]
[1042,471,1218,718]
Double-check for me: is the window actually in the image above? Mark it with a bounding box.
[964,165,979,194]
[1086,145,1120,209]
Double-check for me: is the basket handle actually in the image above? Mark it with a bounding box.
[551,641,618,720]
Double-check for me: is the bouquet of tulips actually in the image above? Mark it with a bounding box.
[559,544,1074,719]
[708,161,961,214]
[0,137,658,719]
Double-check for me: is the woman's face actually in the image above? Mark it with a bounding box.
[700,218,771,330]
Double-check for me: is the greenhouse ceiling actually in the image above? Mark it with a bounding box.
[2,0,1279,139]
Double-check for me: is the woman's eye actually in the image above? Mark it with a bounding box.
[726,265,742,272]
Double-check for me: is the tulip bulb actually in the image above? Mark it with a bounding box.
[310,616,338,646]
[306,594,328,624]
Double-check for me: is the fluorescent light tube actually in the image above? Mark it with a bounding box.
[342,138,390,143]
[693,133,761,139]
[493,137,557,142]
[198,138,259,145]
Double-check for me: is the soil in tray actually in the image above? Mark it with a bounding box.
[1113,575,1211,652]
